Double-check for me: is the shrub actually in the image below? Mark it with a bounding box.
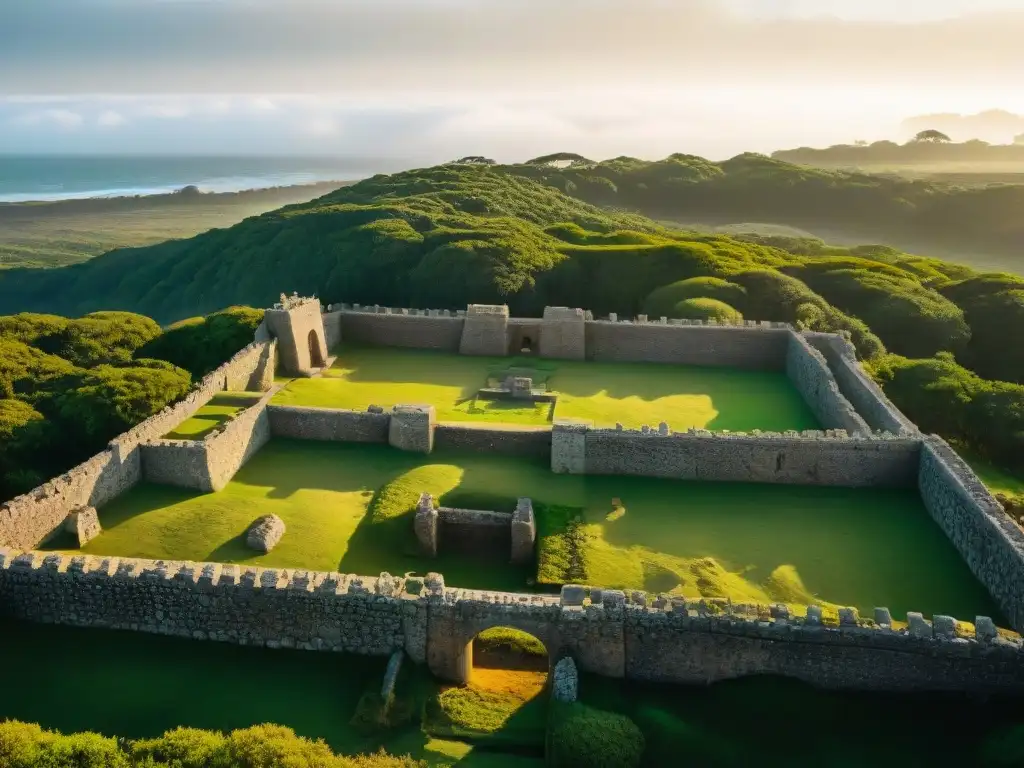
[130,727,229,768]
[642,277,747,318]
[547,703,645,768]
[670,298,743,323]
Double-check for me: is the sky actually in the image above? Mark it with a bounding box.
[1,0,1022,161]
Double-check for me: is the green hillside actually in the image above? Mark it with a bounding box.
[1,160,1023,483]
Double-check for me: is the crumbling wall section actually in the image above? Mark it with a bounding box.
[786,331,870,434]
[918,436,1024,631]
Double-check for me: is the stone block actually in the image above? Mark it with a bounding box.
[838,607,859,626]
[907,612,932,639]
[975,616,998,642]
[805,605,823,625]
[561,584,587,606]
[65,506,101,547]
[246,514,286,553]
[874,607,893,627]
[552,657,578,703]
[932,615,957,638]
[389,405,436,453]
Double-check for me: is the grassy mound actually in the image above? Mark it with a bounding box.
[670,297,743,323]
[643,277,748,318]
[547,702,645,768]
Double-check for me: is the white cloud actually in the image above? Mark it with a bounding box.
[97,109,125,127]
[10,108,84,128]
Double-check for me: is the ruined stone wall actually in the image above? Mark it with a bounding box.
[438,508,513,557]
[552,423,920,488]
[584,319,791,369]
[0,341,275,549]
[919,436,1024,632]
[140,390,275,492]
[267,405,390,443]
[338,309,465,352]
[459,305,509,356]
[805,332,917,435]
[539,307,586,361]
[433,425,552,459]
[0,551,427,661]
[3,551,1021,694]
[786,331,870,435]
[322,311,343,351]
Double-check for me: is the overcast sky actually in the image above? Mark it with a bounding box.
[1,0,1022,160]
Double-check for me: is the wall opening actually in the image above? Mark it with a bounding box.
[307,329,325,368]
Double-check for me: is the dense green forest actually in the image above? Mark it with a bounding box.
[0,160,1022,487]
[0,307,262,501]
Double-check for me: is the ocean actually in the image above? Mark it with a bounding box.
[0,155,408,203]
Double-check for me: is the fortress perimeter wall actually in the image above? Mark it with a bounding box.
[337,308,465,352]
[805,332,917,435]
[4,552,1016,694]
[584,319,791,369]
[0,341,275,550]
[433,425,553,459]
[553,422,920,488]
[919,436,1024,632]
[785,331,870,435]
[267,404,390,443]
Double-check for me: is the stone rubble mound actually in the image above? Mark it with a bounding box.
[246,514,286,553]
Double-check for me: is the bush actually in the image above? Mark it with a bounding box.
[0,721,128,768]
[669,298,743,323]
[137,306,264,379]
[547,703,645,768]
[642,277,747,318]
[130,727,229,768]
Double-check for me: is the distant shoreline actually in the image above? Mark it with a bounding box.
[0,179,354,208]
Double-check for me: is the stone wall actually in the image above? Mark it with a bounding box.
[785,331,870,435]
[267,405,390,443]
[438,507,513,558]
[539,306,586,361]
[322,311,343,351]
[919,436,1024,632]
[337,309,465,352]
[0,341,275,549]
[459,304,509,356]
[0,551,427,661]
[433,425,552,459]
[2,551,1021,694]
[584,319,791,369]
[388,405,436,453]
[552,422,921,488]
[805,332,917,435]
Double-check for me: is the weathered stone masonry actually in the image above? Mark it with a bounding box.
[0,340,276,550]
[553,422,921,488]
[335,308,465,352]
[4,551,1015,694]
[785,331,870,435]
[267,404,391,444]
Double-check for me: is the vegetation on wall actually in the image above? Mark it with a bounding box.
[0,307,263,503]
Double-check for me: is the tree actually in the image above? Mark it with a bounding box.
[912,129,952,143]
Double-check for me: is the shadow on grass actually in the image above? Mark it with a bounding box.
[207,531,263,564]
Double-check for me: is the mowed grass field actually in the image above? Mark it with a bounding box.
[161,391,264,440]
[59,440,1000,621]
[272,345,820,432]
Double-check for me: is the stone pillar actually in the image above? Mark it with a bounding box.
[414,493,439,557]
[388,405,437,453]
[65,507,101,546]
[510,498,536,563]
[551,421,589,474]
[459,304,510,356]
[552,657,579,703]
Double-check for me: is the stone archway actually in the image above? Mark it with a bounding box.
[307,329,325,368]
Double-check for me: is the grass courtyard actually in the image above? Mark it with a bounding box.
[162,391,264,440]
[271,345,820,432]
[63,440,1000,621]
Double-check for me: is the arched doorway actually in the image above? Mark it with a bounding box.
[425,626,550,749]
[307,329,325,368]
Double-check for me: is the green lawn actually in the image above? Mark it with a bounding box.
[162,391,264,440]
[272,345,820,432]
[961,449,1024,499]
[60,440,1000,621]
[0,618,542,767]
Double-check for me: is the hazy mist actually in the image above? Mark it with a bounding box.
[2,0,1022,160]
